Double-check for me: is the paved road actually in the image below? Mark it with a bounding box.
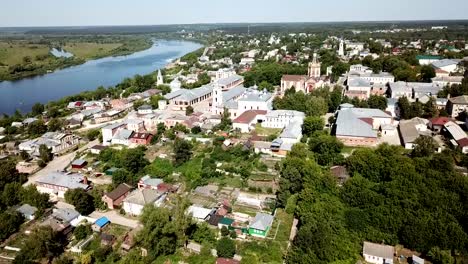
[24,139,99,186]
[89,210,140,229]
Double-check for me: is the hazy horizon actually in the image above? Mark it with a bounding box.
[2,0,468,27]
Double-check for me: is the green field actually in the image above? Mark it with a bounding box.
[0,36,152,81]
[62,42,122,59]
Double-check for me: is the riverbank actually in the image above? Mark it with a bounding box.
[0,39,203,114]
[0,35,153,81]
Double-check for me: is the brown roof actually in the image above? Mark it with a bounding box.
[105,183,133,201]
[457,138,468,147]
[130,132,153,140]
[282,75,307,82]
[233,110,267,124]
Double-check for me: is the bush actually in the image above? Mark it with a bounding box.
[73,225,92,240]
[216,237,236,258]
[221,226,230,237]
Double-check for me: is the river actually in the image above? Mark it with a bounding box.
[0,40,202,114]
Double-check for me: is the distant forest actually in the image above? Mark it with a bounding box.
[0,20,467,36]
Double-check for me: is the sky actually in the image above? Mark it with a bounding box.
[1,0,468,27]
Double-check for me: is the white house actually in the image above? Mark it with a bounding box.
[187,205,213,222]
[431,59,460,73]
[122,189,166,216]
[363,241,394,264]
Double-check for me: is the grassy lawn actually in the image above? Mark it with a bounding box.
[63,42,122,59]
[238,240,284,264]
[0,42,50,65]
[273,209,294,245]
[254,124,282,137]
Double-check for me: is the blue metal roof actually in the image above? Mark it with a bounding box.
[95,217,110,227]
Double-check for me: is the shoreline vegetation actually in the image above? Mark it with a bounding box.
[0,35,153,81]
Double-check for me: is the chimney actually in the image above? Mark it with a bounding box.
[83,176,88,185]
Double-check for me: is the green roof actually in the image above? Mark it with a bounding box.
[219,217,234,226]
[416,55,442,60]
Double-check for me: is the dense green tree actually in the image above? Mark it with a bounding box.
[120,146,149,174]
[173,138,193,167]
[73,224,92,240]
[367,95,387,110]
[39,144,52,164]
[111,169,132,186]
[47,118,63,132]
[428,247,455,264]
[302,116,324,136]
[0,211,24,241]
[137,206,184,259]
[216,237,236,258]
[0,159,23,190]
[28,120,47,136]
[309,133,344,166]
[420,65,436,82]
[31,103,45,116]
[412,136,438,157]
[190,222,217,245]
[185,105,194,116]
[64,189,95,215]
[2,182,21,206]
[13,226,64,263]
[86,129,100,141]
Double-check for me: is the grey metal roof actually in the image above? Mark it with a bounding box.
[36,172,89,190]
[399,120,422,144]
[363,241,394,259]
[348,77,371,87]
[113,129,133,141]
[280,121,303,139]
[250,212,274,231]
[164,89,185,100]
[16,204,38,217]
[335,108,390,138]
[177,85,214,102]
[237,88,273,103]
[217,74,244,86]
[53,208,80,223]
[123,189,164,206]
[140,175,163,187]
[222,86,247,103]
[449,95,468,105]
[103,122,126,131]
[432,59,458,68]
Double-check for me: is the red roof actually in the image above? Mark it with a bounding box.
[457,138,468,147]
[359,117,373,126]
[430,117,452,126]
[216,258,240,264]
[233,110,267,124]
[435,69,448,74]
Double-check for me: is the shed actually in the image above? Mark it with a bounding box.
[105,167,120,176]
[71,159,88,169]
[92,217,110,232]
[16,204,38,220]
